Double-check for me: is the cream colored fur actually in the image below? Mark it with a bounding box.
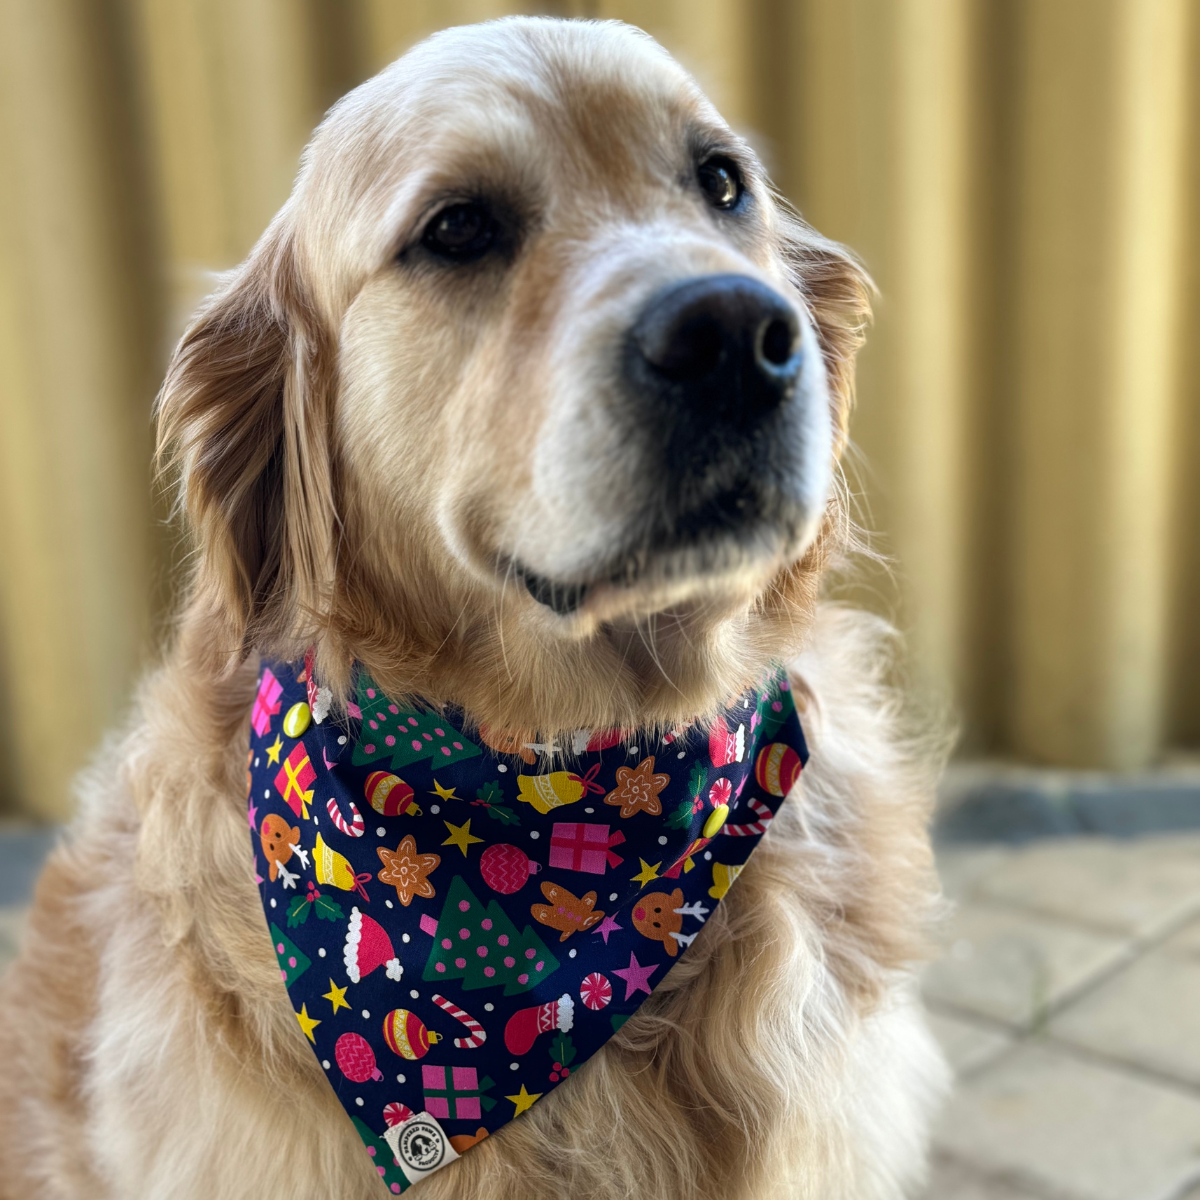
[0,17,948,1199]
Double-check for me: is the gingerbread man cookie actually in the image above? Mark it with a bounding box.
[530,881,605,941]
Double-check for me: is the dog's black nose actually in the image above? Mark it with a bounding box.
[631,274,802,425]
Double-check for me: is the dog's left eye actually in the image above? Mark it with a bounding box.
[422,202,496,260]
[697,156,743,210]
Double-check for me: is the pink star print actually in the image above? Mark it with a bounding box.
[247,802,258,831]
[612,952,658,1000]
[592,914,622,944]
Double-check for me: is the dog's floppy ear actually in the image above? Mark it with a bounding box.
[776,210,874,451]
[156,220,337,666]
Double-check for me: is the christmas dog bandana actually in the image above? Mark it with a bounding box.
[247,655,807,1192]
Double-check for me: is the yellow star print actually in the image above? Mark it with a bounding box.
[506,1084,542,1116]
[632,858,661,888]
[430,780,458,802]
[442,819,484,856]
[295,1003,321,1043]
[322,978,349,1014]
[265,735,283,766]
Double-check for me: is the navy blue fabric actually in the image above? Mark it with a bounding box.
[248,659,807,1191]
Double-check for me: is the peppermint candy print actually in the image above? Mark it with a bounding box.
[579,973,612,1010]
[247,658,807,1191]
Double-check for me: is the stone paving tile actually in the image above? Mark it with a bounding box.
[1048,947,1200,1090]
[922,902,1130,1028]
[935,846,1014,902]
[926,1008,1015,1076]
[1166,918,1200,956]
[924,1153,1053,1200]
[970,835,1200,939]
[933,1042,1200,1200]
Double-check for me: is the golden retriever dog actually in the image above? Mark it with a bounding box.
[0,17,948,1199]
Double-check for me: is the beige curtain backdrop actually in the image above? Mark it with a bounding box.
[1,0,1197,820]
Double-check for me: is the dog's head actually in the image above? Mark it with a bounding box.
[158,17,870,732]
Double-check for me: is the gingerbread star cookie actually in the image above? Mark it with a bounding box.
[530,881,605,942]
[377,834,440,905]
[604,755,670,818]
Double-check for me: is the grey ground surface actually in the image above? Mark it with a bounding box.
[2,821,1199,1197]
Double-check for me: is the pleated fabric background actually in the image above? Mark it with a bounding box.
[0,0,1197,820]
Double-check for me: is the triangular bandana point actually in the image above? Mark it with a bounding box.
[247,660,807,1187]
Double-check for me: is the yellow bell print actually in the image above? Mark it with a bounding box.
[314,832,371,902]
[708,862,743,901]
[515,763,605,815]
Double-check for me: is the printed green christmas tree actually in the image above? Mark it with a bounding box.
[352,675,482,773]
[757,673,796,741]
[423,875,560,996]
[269,922,310,985]
[351,1117,409,1193]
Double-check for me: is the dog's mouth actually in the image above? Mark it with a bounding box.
[512,482,814,618]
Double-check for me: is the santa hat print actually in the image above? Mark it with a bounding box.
[344,907,403,984]
[503,993,574,1057]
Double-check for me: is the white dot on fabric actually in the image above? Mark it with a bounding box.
[584,808,594,814]
[410,990,419,999]
[362,1010,370,1020]
[263,789,270,798]
[609,893,618,902]
[569,949,577,958]
[401,933,410,943]
[529,830,539,839]
[323,1060,331,1069]
[497,764,508,773]
[431,805,440,815]
[677,751,686,759]
[254,757,260,767]
[270,898,276,908]
[484,1003,494,1012]
[355,1097,363,1107]
[510,1062,519,1071]
[377,827,386,837]
[658,836,668,845]
[338,735,347,745]
[313,816,318,825]
[397,1074,406,1084]
[628,746,638,755]
[318,948,326,957]
[704,851,712,861]
[385,900,393,909]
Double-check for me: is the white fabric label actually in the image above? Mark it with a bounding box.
[382,1111,460,1185]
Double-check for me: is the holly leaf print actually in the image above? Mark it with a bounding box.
[473,779,521,825]
[665,800,694,830]
[476,780,504,805]
[483,803,520,826]
[688,761,706,798]
[313,894,344,922]
[549,1031,576,1068]
[286,895,312,928]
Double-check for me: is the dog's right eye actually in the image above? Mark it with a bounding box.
[422,202,497,261]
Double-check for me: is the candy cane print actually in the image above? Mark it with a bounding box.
[431,993,487,1049]
[723,797,773,837]
[325,795,365,838]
